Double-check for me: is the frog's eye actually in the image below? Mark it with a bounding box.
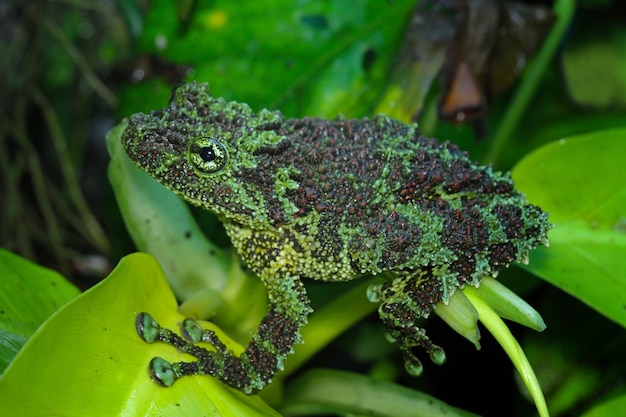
[188,137,228,174]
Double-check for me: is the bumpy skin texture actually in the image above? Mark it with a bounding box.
[123,82,550,393]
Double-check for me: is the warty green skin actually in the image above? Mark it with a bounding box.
[122,81,550,393]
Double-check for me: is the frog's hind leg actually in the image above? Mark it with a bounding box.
[136,272,311,394]
[370,269,448,376]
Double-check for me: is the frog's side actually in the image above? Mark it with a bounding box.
[123,81,549,394]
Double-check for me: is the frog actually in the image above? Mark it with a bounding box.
[122,81,550,394]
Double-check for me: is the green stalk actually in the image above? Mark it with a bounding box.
[464,288,550,417]
[483,0,576,165]
[283,276,386,377]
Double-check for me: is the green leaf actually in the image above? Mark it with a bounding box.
[471,277,546,332]
[279,369,479,417]
[581,393,626,417]
[0,253,280,417]
[119,0,415,118]
[512,128,626,328]
[434,289,481,350]
[0,248,80,374]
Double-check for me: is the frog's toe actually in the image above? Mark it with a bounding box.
[149,357,180,387]
[374,269,450,375]
[429,344,446,365]
[181,317,203,342]
[136,312,161,343]
[395,329,446,376]
[403,353,424,376]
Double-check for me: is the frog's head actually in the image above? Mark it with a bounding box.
[122,81,295,229]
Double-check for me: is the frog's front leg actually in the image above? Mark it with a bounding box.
[369,269,449,376]
[137,272,311,394]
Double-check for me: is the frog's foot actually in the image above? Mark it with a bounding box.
[136,312,229,387]
[379,303,446,376]
[135,273,310,394]
[368,271,447,376]
[136,311,292,393]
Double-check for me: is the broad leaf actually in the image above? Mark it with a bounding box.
[118,0,416,119]
[0,253,279,417]
[0,248,80,374]
[513,129,626,328]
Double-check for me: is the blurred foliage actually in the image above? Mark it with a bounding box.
[0,0,122,280]
[117,0,416,117]
[1,0,625,416]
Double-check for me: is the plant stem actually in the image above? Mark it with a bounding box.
[283,275,387,377]
[40,15,117,107]
[13,96,70,273]
[465,288,550,417]
[29,87,110,255]
[482,0,576,165]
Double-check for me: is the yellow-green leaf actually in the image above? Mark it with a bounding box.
[0,253,280,417]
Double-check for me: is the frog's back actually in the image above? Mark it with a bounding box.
[243,115,547,286]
